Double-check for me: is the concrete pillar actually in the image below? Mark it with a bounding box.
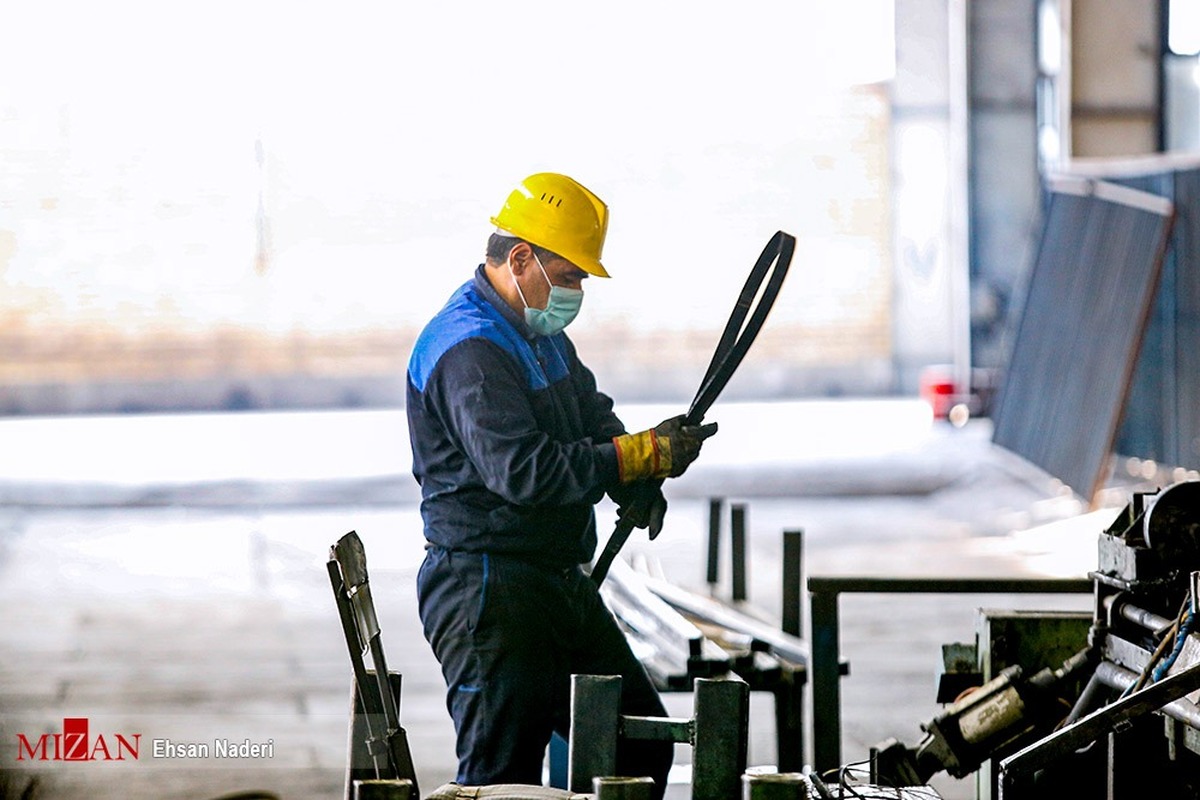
[967,1,1041,372]
[891,0,970,393]
[896,0,1161,385]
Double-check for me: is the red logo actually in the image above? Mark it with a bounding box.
[16,718,140,762]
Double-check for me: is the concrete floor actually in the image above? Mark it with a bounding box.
[0,401,1127,799]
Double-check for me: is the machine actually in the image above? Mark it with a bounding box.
[871,480,1200,798]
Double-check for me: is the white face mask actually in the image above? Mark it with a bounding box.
[509,253,584,336]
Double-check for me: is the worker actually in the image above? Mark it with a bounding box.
[407,172,717,797]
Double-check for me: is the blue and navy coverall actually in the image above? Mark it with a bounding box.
[407,265,672,792]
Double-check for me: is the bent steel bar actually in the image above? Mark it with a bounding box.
[591,231,796,586]
[687,230,796,426]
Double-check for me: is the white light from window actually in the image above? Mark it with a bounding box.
[1170,0,1200,56]
[1038,0,1062,74]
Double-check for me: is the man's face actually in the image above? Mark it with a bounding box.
[517,250,589,310]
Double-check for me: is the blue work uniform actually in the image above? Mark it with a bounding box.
[407,266,672,794]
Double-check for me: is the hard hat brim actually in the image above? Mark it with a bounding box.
[490,220,611,278]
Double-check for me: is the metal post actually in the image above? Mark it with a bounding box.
[782,529,804,638]
[809,587,841,774]
[779,529,807,777]
[742,772,810,800]
[353,780,414,800]
[569,674,622,793]
[731,504,747,602]
[692,677,749,800]
[707,498,723,586]
[773,666,806,773]
[594,776,655,800]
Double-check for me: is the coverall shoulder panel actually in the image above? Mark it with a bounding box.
[406,267,624,567]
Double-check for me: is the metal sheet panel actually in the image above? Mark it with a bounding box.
[991,177,1174,501]
[1114,166,1200,470]
[1176,169,1200,471]
[1112,171,1177,465]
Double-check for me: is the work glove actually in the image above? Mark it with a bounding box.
[612,415,719,484]
[608,482,668,539]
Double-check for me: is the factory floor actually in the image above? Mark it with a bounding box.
[0,400,1124,800]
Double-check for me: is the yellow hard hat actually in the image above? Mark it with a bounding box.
[490,173,610,278]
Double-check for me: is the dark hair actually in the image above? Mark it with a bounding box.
[486,233,560,265]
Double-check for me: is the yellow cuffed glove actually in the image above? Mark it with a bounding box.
[612,415,719,483]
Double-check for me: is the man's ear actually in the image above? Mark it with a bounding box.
[507,241,534,275]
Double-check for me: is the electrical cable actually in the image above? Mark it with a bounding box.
[829,758,943,799]
[839,760,871,799]
[805,767,837,800]
[1121,593,1190,698]
[1152,604,1197,684]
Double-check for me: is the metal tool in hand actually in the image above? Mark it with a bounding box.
[591,230,796,586]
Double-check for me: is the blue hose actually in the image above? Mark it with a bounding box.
[1152,606,1197,685]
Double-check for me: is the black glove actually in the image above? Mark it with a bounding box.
[612,415,719,483]
[654,415,718,477]
[609,482,668,539]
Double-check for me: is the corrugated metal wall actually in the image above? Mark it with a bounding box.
[1105,161,1200,471]
[991,177,1174,500]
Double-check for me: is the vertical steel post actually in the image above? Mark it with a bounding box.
[707,498,723,586]
[782,529,804,638]
[594,776,655,800]
[809,587,842,774]
[569,674,623,793]
[778,529,806,771]
[353,780,414,800]
[742,772,810,800]
[731,504,748,602]
[692,677,749,800]
[773,667,805,773]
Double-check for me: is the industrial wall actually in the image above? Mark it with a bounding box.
[0,82,894,415]
[10,1,1167,417]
